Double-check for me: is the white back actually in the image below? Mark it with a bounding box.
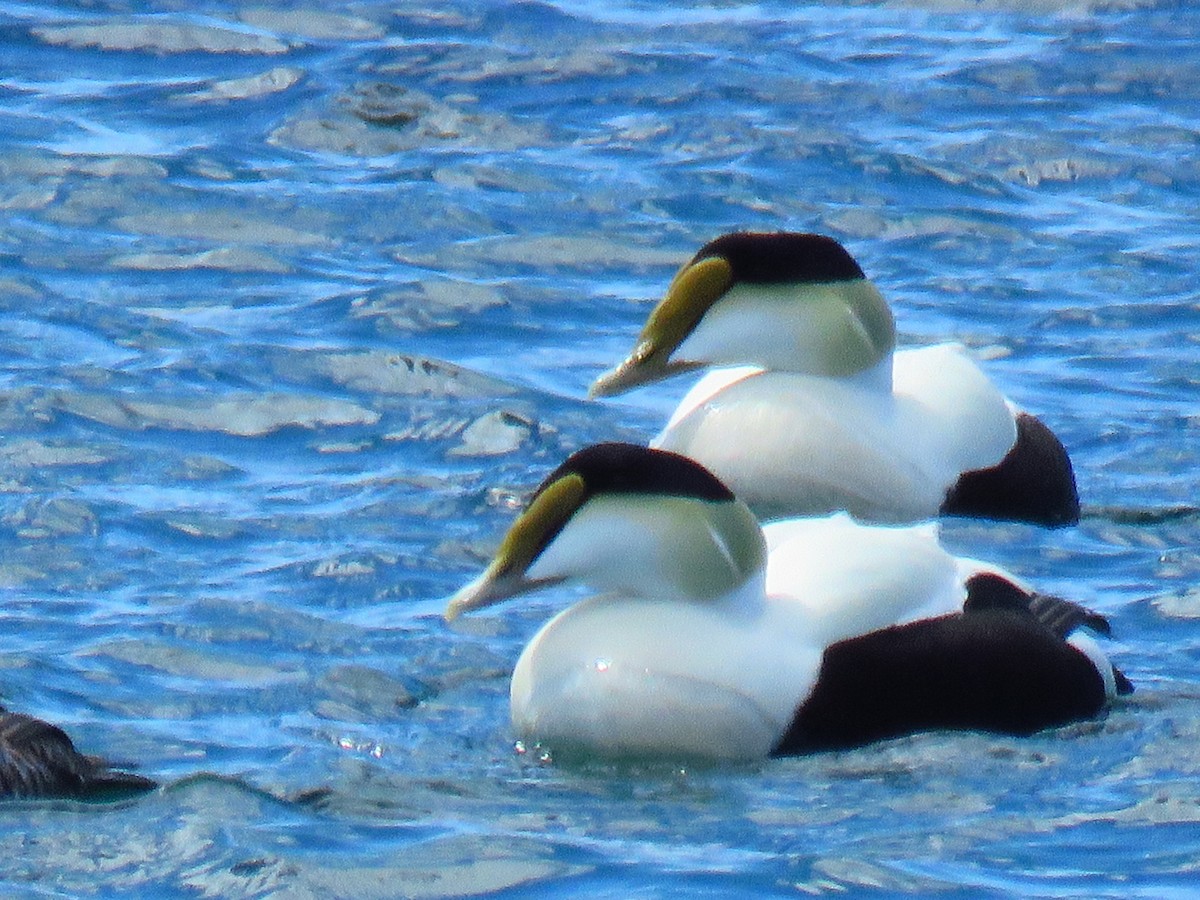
[891,343,1016,475]
[761,514,964,647]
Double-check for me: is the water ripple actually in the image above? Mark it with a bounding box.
[1,0,1198,894]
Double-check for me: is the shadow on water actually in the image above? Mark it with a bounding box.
[1084,505,1200,527]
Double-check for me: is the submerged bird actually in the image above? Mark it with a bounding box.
[446,443,1127,761]
[0,705,156,800]
[590,231,1079,527]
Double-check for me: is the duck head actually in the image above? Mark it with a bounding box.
[591,232,896,397]
[445,443,767,620]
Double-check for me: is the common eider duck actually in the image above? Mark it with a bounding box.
[0,705,156,800]
[589,232,1079,527]
[446,443,1127,761]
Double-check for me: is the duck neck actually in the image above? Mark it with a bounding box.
[667,497,769,606]
[847,352,894,393]
[717,566,769,617]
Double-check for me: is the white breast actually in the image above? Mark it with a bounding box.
[510,590,823,760]
[653,344,1016,522]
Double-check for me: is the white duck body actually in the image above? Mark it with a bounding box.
[510,580,819,760]
[653,343,1018,523]
[448,444,1118,762]
[591,232,1079,526]
[510,510,971,760]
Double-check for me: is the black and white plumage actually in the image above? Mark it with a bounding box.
[447,443,1126,761]
[0,705,156,801]
[590,232,1080,527]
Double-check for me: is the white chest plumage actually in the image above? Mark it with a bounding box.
[653,344,1018,522]
[510,587,823,760]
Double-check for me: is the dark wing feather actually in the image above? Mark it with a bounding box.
[941,412,1080,527]
[1026,592,1111,639]
[963,572,1110,638]
[962,573,1131,695]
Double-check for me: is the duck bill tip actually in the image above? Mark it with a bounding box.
[445,563,541,621]
[444,568,563,622]
[444,571,502,622]
[589,354,665,398]
[587,367,627,399]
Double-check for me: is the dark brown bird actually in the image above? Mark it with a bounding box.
[0,705,156,801]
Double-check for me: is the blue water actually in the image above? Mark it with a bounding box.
[1,0,1198,895]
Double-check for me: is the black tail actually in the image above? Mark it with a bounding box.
[942,412,1080,527]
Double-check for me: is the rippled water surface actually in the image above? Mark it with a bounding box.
[1,0,1199,895]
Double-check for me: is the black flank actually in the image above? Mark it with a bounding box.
[691,232,866,284]
[941,412,1080,527]
[772,609,1107,756]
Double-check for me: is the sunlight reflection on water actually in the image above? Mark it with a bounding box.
[0,0,1198,895]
